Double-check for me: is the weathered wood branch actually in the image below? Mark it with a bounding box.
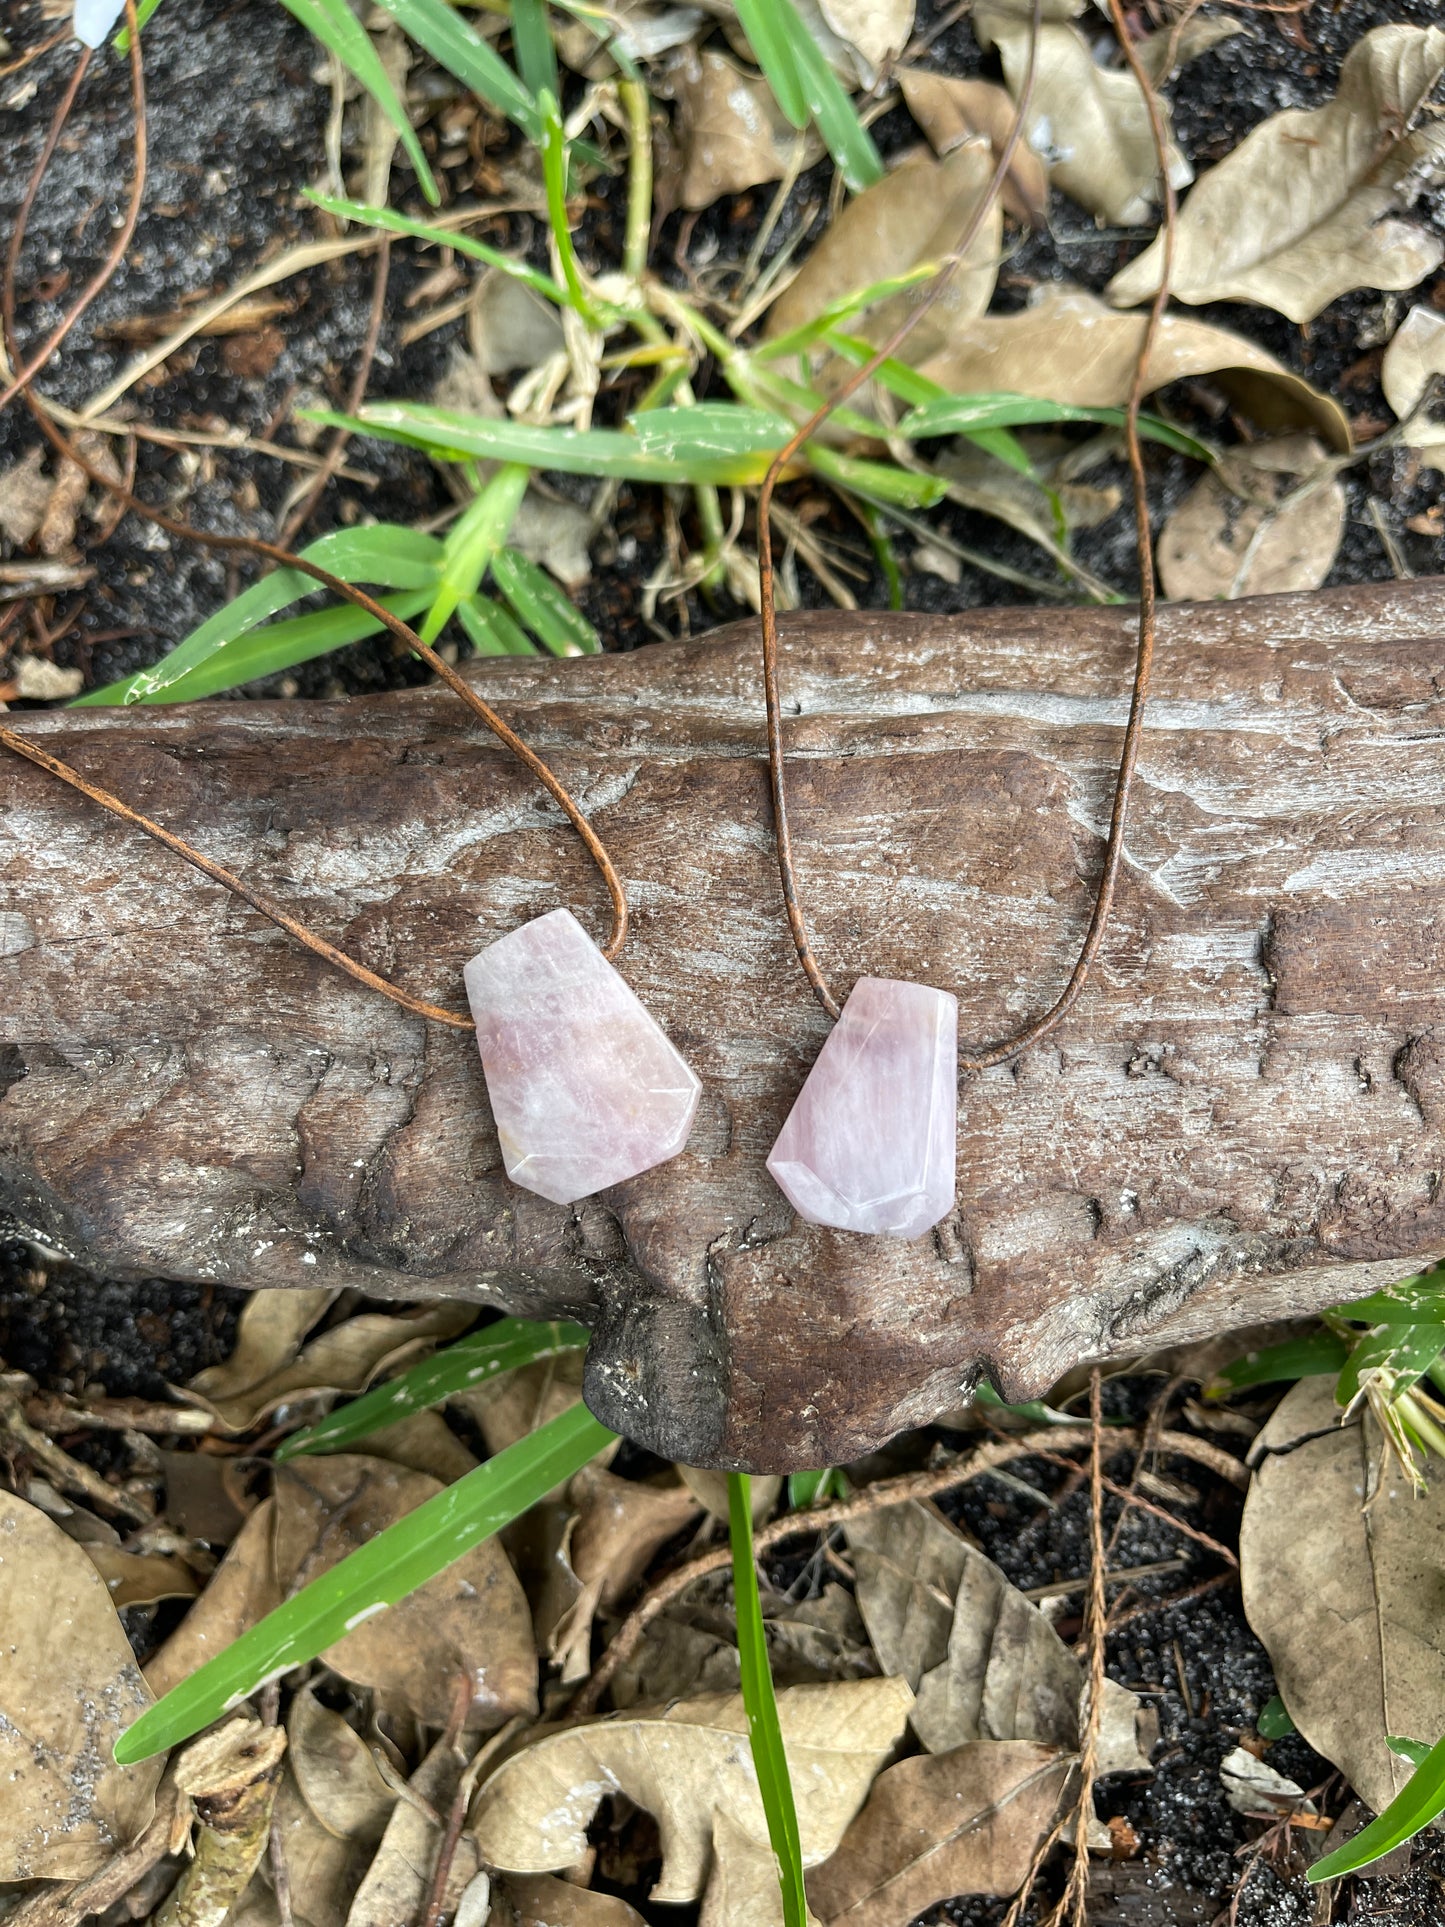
[5,582,1445,1469]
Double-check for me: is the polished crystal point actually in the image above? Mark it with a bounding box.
[767,976,958,1238]
[464,908,700,1206]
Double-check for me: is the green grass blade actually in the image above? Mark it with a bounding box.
[1308,1731,1445,1881]
[372,0,539,139]
[1333,1269,1445,1326]
[629,401,793,464]
[1256,1695,1297,1740]
[779,0,884,192]
[100,527,444,706]
[788,1468,829,1510]
[115,1401,615,1764]
[307,194,568,305]
[1202,1331,1351,1398]
[421,464,529,642]
[1389,1735,1432,1767]
[458,594,538,657]
[729,1473,808,1927]
[808,443,949,509]
[491,548,600,656]
[275,1318,591,1460]
[974,1383,1090,1425]
[115,0,166,48]
[323,401,792,485]
[899,392,1214,463]
[509,0,560,108]
[1336,1323,1445,1408]
[75,590,434,706]
[756,264,943,364]
[732,0,808,127]
[539,86,593,319]
[278,0,438,205]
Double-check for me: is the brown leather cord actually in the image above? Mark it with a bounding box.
[0,0,629,1028]
[0,726,475,1029]
[757,0,1171,1078]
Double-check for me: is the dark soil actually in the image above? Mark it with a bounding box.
[3,1,1445,1922]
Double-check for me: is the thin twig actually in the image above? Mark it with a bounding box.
[1056,1371,1108,1927]
[574,1423,1235,1715]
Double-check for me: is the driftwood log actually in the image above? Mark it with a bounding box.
[5,580,1445,1470]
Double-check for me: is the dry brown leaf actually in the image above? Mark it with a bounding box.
[848,1503,1151,1772]
[345,1740,482,1927]
[678,1464,781,1524]
[933,441,1104,584]
[672,47,822,210]
[353,1407,479,1485]
[13,656,86,701]
[85,1545,201,1609]
[764,142,1001,358]
[1135,11,1244,84]
[267,1771,375,1927]
[287,1686,395,1846]
[0,1490,164,1881]
[972,9,1190,225]
[159,1446,249,1545]
[509,492,595,592]
[471,1677,915,1902]
[1240,1376,1445,1816]
[570,1465,701,1609]
[1381,304,1445,471]
[539,1467,703,1681]
[1158,435,1344,602]
[1107,24,1445,321]
[498,1874,647,1926]
[471,267,567,376]
[145,1497,281,1701]
[454,1346,587,1455]
[186,1298,475,1433]
[184,1286,335,1413]
[1219,1745,1315,1820]
[817,0,913,71]
[897,69,1048,225]
[273,1454,537,1729]
[611,1581,875,1711]
[914,284,1351,451]
[0,446,51,545]
[845,1501,970,1685]
[699,1806,817,1927]
[806,1741,1071,1923]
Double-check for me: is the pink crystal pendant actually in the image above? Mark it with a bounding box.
[767,976,958,1238]
[463,908,701,1206]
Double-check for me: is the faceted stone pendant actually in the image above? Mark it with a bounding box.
[463,908,701,1206]
[767,976,958,1238]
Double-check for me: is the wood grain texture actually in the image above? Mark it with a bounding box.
[5,581,1445,1469]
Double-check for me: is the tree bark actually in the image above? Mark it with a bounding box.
[4,582,1445,1469]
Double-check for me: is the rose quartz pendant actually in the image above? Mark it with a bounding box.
[767,976,958,1238]
[463,908,700,1206]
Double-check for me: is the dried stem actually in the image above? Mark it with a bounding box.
[1055,1371,1108,1927]
[574,1422,1238,1716]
